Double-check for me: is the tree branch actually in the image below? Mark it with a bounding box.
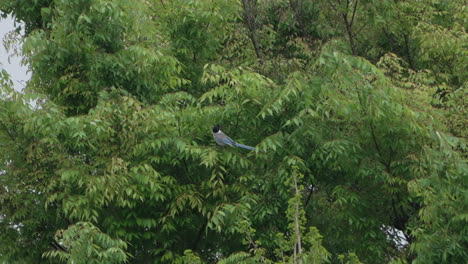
[293,175,303,264]
[50,239,68,252]
[341,0,358,55]
[241,0,263,62]
[304,184,314,208]
[350,0,359,27]
[354,21,368,37]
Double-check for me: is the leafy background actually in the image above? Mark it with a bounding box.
[0,0,466,263]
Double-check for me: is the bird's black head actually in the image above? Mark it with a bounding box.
[212,124,220,133]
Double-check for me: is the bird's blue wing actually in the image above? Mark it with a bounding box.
[221,136,236,146]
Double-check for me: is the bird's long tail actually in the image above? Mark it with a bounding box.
[234,143,255,151]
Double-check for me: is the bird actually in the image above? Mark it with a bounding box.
[212,124,255,151]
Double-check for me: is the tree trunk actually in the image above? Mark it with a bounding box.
[294,175,303,264]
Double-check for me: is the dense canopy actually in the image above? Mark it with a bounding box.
[0,0,466,263]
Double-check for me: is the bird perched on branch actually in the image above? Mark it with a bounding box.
[212,124,255,151]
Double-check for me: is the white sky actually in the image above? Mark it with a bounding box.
[0,15,30,92]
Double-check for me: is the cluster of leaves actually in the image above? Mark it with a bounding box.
[1,0,466,263]
[43,222,129,264]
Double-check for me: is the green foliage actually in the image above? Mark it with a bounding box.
[1,0,467,263]
[302,227,331,264]
[409,133,468,264]
[154,0,239,91]
[413,21,467,89]
[217,252,255,264]
[43,222,129,264]
[21,0,183,115]
[0,0,53,34]
[337,253,363,264]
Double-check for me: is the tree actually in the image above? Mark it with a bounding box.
[1,0,466,263]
